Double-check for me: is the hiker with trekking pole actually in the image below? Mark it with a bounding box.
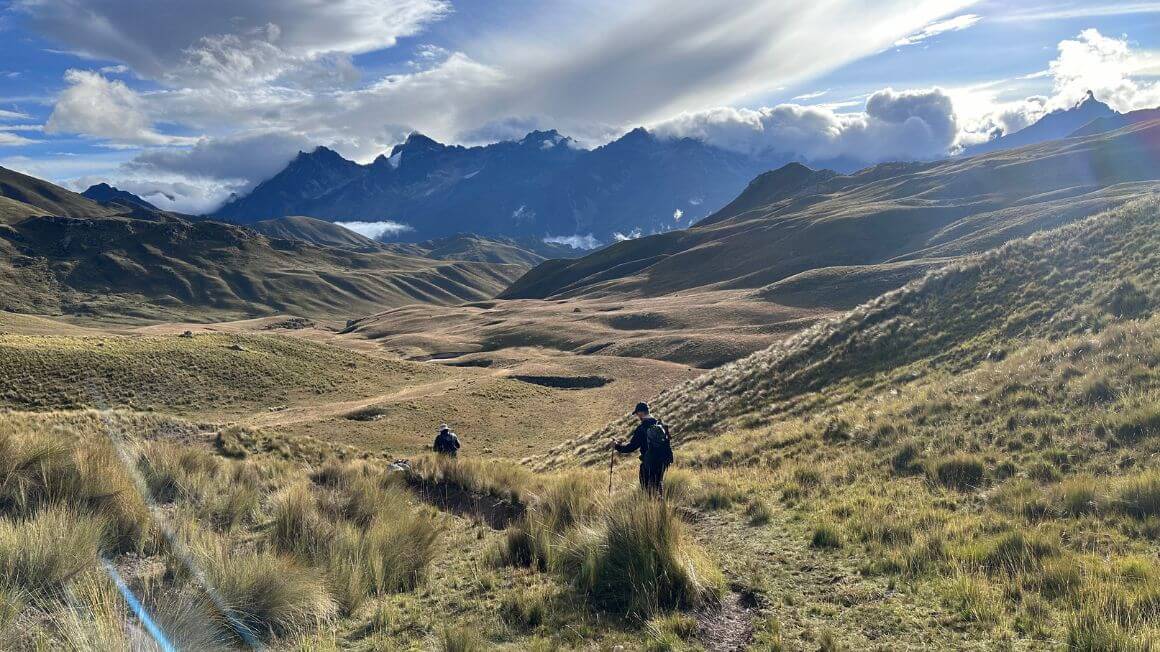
[609,402,673,497]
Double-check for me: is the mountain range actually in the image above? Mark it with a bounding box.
[211,128,799,244]
[208,92,1136,249]
[503,115,1160,302]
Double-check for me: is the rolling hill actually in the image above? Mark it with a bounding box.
[0,167,117,223]
[0,169,532,322]
[250,215,384,251]
[502,117,1160,303]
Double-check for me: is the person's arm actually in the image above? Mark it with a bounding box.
[452,435,460,450]
[614,426,645,454]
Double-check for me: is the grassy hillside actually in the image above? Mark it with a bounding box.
[0,331,443,415]
[503,118,1160,302]
[0,166,115,223]
[250,215,384,251]
[539,198,1160,648]
[0,213,527,322]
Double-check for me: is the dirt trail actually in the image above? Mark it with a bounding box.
[697,589,757,651]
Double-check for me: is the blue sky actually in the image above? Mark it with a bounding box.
[1,0,1158,212]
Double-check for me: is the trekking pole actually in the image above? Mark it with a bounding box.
[608,449,615,497]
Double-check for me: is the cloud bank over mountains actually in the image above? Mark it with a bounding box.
[5,0,1160,213]
[650,88,958,163]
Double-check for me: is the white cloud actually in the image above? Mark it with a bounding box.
[17,0,450,86]
[893,14,981,47]
[952,28,1160,147]
[0,109,30,121]
[1046,29,1160,112]
[650,87,958,164]
[335,220,413,241]
[673,209,684,222]
[0,132,37,146]
[791,90,828,101]
[45,69,195,146]
[543,233,601,250]
[613,228,643,241]
[995,2,1160,22]
[125,131,313,189]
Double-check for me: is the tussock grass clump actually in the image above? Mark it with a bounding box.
[928,454,985,490]
[499,587,549,631]
[810,522,842,549]
[558,499,724,616]
[661,469,703,505]
[200,545,338,641]
[355,517,440,594]
[270,483,334,558]
[499,474,722,617]
[1114,468,1160,519]
[0,506,104,598]
[958,530,1059,574]
[746,498,773,526]
[0,428,152,552]
[1106,403,1160,443]
[1052,476,1101,517]
[410,455,532,504]
[439,625,485,652]
[268,462,440,614]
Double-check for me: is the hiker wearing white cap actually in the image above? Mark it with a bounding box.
[433,423,461,457]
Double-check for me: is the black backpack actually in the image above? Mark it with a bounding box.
[644,421,673,465]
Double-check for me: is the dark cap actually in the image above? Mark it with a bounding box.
[631,402,650,415]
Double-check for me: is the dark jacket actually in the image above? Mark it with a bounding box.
[615,417,671,465]
[433,430,460,455]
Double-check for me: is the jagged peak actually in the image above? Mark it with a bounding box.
[290,146,352,167]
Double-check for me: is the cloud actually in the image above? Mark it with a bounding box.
[952,28,1160,147]
[650,87,958,164]
[613,228,643,241]
[893,14,981,47]
[17,0,450,86]
[543,233,601,250]
[125,131,313,188]
[995,2,1160,22]
[476,0,971,130]
[1046,29,1160,112]
[0,109,30,121]
[335,220,413,240]
[45,69,195,145]
[0,132,37,146]
[791,90,828,101]
[68,174,236,213]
